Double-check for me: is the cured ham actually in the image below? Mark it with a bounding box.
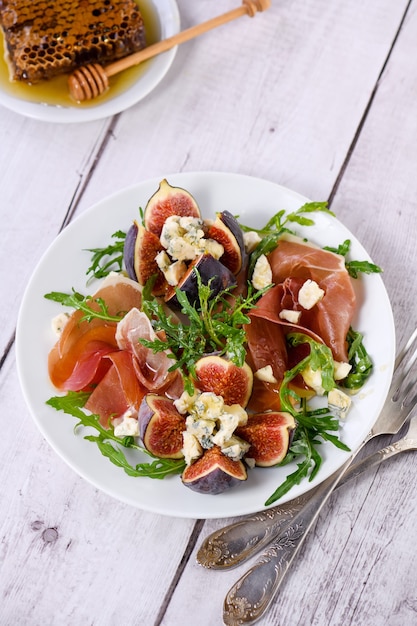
[48,274,142,391]
[48,274,182,424]
[116,307,183,396]
[265,235,356,362]
[246,236,356,411]
[85,351,146,426]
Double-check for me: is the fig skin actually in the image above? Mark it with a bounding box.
[165,253,236,309]
[236,411,296,467]
[124,223,138,281]
[194,355,253,407]
[182,446,247,494]
[206,213,243,275]
[138,394,186,459]
[219,210,247,264]
[132,222,167,295]
[144,179,201,237]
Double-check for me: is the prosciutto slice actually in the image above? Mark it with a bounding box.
[245,236,356,411]
[48,274,143,390]
[116,307,181,394]
[266,235,356,362]
[85,351,146,426]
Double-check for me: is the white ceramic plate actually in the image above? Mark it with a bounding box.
[16,172,395,519]
[0,0,179,123]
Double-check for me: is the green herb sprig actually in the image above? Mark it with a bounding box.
[324,239,382,278]
[141,271,270,393]
[46,391,185,479]
[44,289,125,323]
[239,202,333,277]
[85,230,126,281]
[264,332,350,506]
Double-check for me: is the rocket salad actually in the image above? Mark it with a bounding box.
[45,179,380,506]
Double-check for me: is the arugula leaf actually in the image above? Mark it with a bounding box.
[264,333,350,506]
[46,392,185,479]
[85,230,126,281]
[141,270,269,393]
[324,239,382,278]
[344,327,373,389]
[44,289,125,323]
[239,202,334,277]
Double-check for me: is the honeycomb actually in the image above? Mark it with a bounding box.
[0,0,146,83]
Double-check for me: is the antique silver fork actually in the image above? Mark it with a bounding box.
[198,328,417,572]
[220,328,417,625]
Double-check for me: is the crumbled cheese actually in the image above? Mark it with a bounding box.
[203,238,224,259]
[51,312,70,336]
[182,432,203,466]
[221,435,251,461]
[180,391,249,465]
[174,389,199,414]
[254,365,278,384]
[334,361,352,381]
[301,365,326,395]
[185,415,216,448]
[155,250,171,272]
[192,392,225,421]
[298,279,325,310]
[113,410,139,437]
[160,215,206,261]
[164,260,187,286]
[328,388,352,420]
[252,254,273,290]
[279,309,302,324]
[243,231,262,253]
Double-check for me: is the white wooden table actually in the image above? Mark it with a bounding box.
[1,1,417,624]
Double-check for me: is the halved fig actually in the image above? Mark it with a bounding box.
[236,411,296,467]
[220,210,246,261]
[182,445,247,494]
[165,253,236,308]
[138,394,186,459]
[194,355,253,407]
[206,212,243,274]
[131,222,167,295]
[144,179,201,237]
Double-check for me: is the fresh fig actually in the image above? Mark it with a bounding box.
[235,411,296,467]
[124,223,138,281]
[182,445,247,494]
[144,179,201,237]
[165,253,236,309]
[138,394,186,459]
[194,355,253,407]
[130,221,167,295]
[219,210,246,263]
[206,212,243,274]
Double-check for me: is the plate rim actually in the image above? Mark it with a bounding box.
[16,170,396,518]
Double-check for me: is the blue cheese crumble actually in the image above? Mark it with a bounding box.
[175,391,250,464]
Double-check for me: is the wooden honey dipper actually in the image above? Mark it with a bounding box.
[68,0,271,102]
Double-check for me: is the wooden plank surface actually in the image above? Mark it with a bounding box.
[1,0,416,624]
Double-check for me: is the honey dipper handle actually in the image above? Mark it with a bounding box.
[105,0,271,78]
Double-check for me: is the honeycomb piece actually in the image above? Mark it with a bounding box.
[0,0,146,83]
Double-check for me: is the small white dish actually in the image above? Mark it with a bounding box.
[0,0,179,123]
[16,172,395,518]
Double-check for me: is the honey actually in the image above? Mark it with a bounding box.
[0,1,159,109]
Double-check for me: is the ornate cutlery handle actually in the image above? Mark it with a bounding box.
[196,487,319,569]
[223,459,352,625]
[197,442,404,570]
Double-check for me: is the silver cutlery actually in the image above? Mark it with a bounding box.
[198,406,417,572]
[220,328,417,625]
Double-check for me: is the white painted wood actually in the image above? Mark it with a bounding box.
[1,0,417,624]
